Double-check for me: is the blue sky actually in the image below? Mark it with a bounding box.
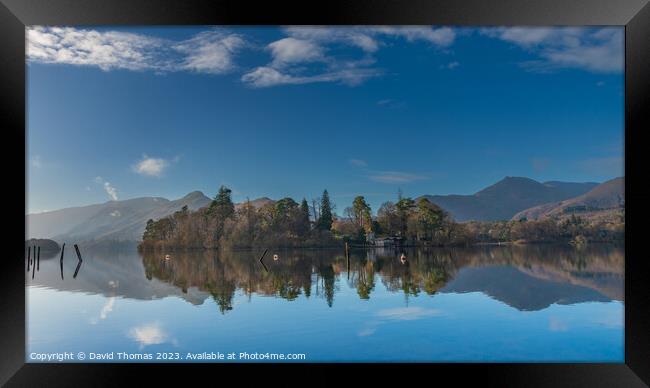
[27,26,624,214]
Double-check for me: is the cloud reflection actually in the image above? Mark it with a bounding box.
[128,322,169,348]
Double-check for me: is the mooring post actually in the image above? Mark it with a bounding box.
[73,260,82,279]
[74,244,83,262]
[37,246,41,271]
[60,243,65,261]
[258,249,269,272]
[31,255,36,279]
[345,242,350,279]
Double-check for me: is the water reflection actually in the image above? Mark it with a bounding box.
[29,244,624,313]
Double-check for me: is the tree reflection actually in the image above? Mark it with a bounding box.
[140,244,623,312]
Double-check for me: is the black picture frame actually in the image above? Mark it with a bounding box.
[1,0,648,386]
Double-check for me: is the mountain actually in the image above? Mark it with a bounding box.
[512,177,624,221]
[27,191,212,242]
[419,177,599,221]
[235,197,275,210]
[441,265,612,311]
[27,192,279,243]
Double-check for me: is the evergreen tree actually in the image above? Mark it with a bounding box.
[208,185,235,220]
[318,190,333,230]
[300,198,311,234]
[352,196,372,232]
[143,219,156,240]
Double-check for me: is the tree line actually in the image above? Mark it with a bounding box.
[141,186,338,250]
[140,185,624,250]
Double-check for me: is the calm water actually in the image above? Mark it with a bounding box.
[26,244,624,362]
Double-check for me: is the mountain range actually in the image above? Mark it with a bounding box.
[27,176,622,242]
[27,191,212,243]
[418,177,600,221]
[27,192,278,243]
[511,177,624,221]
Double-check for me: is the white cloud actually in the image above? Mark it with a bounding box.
[482,27,623,73]
[173,31,245,74]
[284,26,456,51]
[370,26,456,47]
[481,27,557,46]
[128,322,169,348]
[368,171,429,184]
[94,176,118,201]
[442,61,460,70]
[104,182,118,201]
[242,66,380,88]
[349,159,368,167]
[284,26,381,52]
[27,27,166,71]
[27,27,245,74]
[268,37,324,67]
[243,26,455,88]
[28,26,461,88]
[376,98,406,109]
[132,155,170,177]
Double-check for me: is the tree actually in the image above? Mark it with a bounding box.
[318,190,333,230]
[299,198,311,235]
[352,196,372,232]
[395,197,415,237]
[143,219,156,241]
[377,201,399,236]
[415,198,446,241]
[275,197,299,221]
[208,185,235,220]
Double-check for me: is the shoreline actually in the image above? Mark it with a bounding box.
[137,238,623,252]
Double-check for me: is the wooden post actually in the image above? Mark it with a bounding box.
[37,246,40,271]
[345,242,350,279]
[73,260,82,279]
[31,254,36,280]
[258,249,269,272]
[27,246,31,271]
[60,243,65,261]
[74,244,83,262]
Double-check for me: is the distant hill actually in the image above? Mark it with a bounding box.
[235,197,275,210]
[441,265,612,311]
[419,177,599,221]
[512,177,624,221]
[25,238,61,257]
[27,192,279,243]
[27,191,212,243]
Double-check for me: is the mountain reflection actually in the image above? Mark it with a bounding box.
[141,244,623,312]
[28,244,623,313]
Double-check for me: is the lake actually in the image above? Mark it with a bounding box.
[26,243,624,362]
